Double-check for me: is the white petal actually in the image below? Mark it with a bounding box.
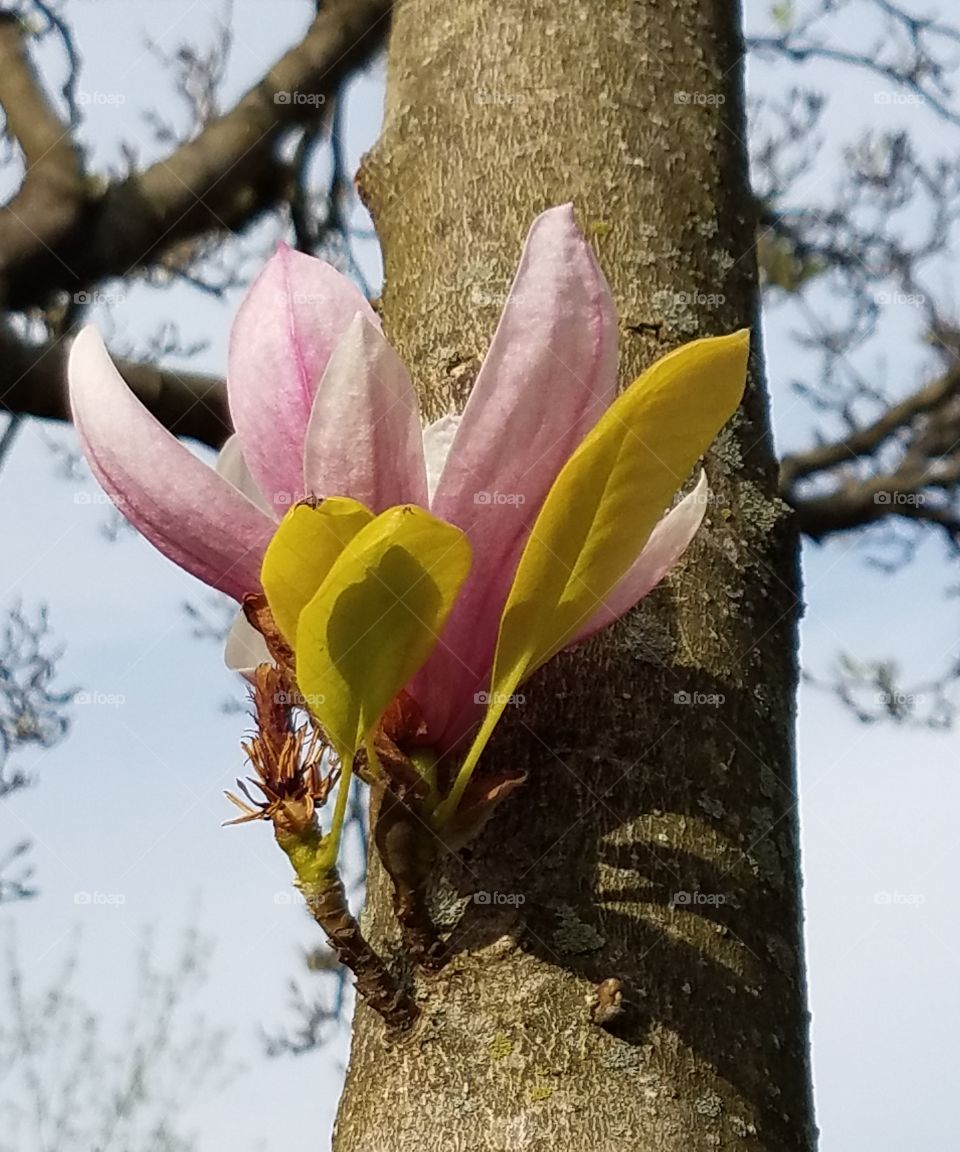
[215,435,276,518]
[224,609,271,677]
[422,414,461,504]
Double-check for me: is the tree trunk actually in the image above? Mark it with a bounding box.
[336,2,816,1149]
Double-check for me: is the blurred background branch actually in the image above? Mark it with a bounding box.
[0,926,232,1152]
[0,602,73,903]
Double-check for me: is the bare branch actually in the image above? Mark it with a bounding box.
[0,0,391,312]
[0,602,73,903]
[0,326,228,447]
[0,603,73,779]
[805,652,960,728]
[0,928,234,1149]
[780,366,960,487]
[749,0,960,126]
[0,11,86,284]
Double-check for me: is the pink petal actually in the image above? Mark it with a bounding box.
[303,314,428,511]
[227,244,377,518]
[566,472,710,647]
[416,204,619,747]
[69,327,276,602]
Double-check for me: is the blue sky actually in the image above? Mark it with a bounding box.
[1,2,958,1148]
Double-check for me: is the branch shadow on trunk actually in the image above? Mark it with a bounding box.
[411,620,805,1146]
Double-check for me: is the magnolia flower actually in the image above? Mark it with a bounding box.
[69,206,747,826]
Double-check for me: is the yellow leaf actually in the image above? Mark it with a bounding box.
[261,497,374,646]
[296,505,471,761]
[437,330,748,823]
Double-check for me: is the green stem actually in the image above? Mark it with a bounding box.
[433,709,499,828]
[320,756,354,871]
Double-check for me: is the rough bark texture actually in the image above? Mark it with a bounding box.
[335,2,816,1149]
